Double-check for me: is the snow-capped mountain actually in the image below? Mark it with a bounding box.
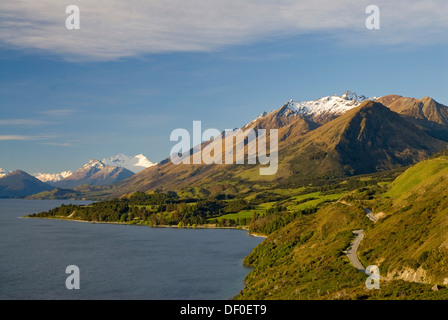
[102,153,156,173]
[243,90,377,130]
[284,90,376,119]
[26,153,153,186]
[33,171,72,183]
[52,158,135,189]
[0,168,10,178]
[81,159,105,171]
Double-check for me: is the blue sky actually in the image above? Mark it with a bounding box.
[1,1,448,173]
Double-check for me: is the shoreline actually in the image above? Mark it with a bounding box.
[22,216,268,238]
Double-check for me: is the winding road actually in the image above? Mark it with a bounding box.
[346,229,367,274]
[345,207,377,275]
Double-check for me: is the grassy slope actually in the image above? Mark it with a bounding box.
[359,157,448,284]
[215,190,346,222]
[384,156,448,198]
[235,203,371,299]
[236,157,448,300]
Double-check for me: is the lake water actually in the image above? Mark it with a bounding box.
[0,199,264,300]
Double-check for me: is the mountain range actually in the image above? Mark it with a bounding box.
[0,154,154,198]
[51,159,135,189]
[33,171,73,183]
[29,154,155,184]
[106,91,448,198]
[3,91,448,199]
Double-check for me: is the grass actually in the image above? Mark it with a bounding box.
[287,192,345,211]
[385,157,448,199]
[216,191,345,222]
[234,157,448,299]
[215,202,277,221]
[235,203,371,300]
[214,210,259,221]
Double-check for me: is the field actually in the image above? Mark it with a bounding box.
[215,191,345,221]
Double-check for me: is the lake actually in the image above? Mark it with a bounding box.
[0,199,264,300]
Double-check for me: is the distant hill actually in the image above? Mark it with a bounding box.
[26,187,79,200]
[28,184,114,200]
[0,170,54,198]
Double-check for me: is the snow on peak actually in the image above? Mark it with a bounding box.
[0,168,10,178]
[341,90,372,102]
[33,171,73,183]
[134,154,155,168]
[84,159,105,169]
[102,153,156,173]
[285,91,376,118]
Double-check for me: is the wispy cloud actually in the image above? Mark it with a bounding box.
[38,109,76,116]
[0,134,57,141]
[0,1,447,61]
[40,141,72,147]
[0,119,51,126]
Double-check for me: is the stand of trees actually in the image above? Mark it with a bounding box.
[27,190,320,234]
[27,191,254,227]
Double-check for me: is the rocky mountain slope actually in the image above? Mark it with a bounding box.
[377,95,448,141]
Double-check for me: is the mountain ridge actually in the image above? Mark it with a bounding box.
[107,96,448,198]
[33,171,73,183]
[377,95,448,141]
[52,159,135,189]
[0,170,54,198]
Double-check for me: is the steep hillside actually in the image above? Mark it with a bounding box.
[357,157,448,285]
[236,203,371,299]
[283,101,447,181]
